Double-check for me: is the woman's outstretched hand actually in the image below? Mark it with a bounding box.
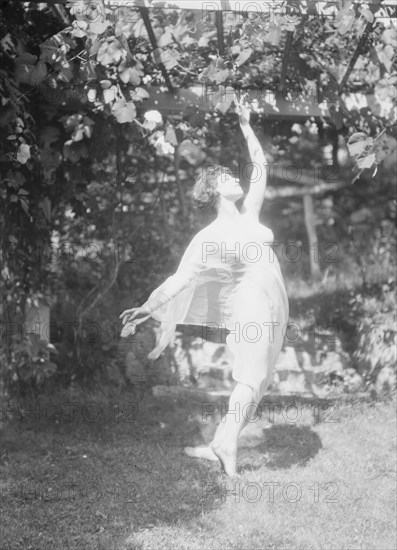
[119,305,151,337]
[234,93,251,126]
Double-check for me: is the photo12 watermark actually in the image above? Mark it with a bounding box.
[202,479,340,504]
[1,399,140,424]
[201,400,340,425]
[0,479,142,504]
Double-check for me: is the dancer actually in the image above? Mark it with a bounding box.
[120,96,289,476]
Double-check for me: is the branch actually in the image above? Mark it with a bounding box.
[76,163,168,330]
[265,180,348,199]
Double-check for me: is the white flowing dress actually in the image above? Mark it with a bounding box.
[127,215,289,404]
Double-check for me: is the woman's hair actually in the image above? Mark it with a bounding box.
[192,164,234,211]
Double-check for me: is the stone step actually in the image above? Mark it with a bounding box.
[118,328,364,396]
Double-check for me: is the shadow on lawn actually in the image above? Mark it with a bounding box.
[238,424,322,473]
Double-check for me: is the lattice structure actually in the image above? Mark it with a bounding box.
[27,0,397,115]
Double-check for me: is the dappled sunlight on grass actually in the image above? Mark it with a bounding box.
[0,389,395,549]
[127,395,396,550]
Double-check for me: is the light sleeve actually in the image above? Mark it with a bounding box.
[144,233,206,315]
[144,232,208,360]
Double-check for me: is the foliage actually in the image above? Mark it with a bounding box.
[0,334,58,398]
[0,0,396,395]
[350,280,396,388]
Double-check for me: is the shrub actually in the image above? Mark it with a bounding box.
[350,280,396,393]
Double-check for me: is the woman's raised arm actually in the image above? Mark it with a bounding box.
[236,96,269,218]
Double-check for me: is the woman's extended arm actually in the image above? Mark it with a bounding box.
[236,96,269,218]
[119,269,198,337]
[120,234,205,336]
[143,260,202,313]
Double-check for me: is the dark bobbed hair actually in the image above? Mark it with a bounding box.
[192,164,234,211]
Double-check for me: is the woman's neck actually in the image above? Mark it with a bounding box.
[215,198,240,222]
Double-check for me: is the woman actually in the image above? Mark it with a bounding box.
[120,97,289,477]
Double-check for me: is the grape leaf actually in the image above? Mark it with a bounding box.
[16,144,30,164]
[336,13,355,35]
[130,87,150,101]
[213,85,235,114]
[58,61,73,83]
[209,69,230,85]
[40,35,68,63]
[265,23,282,46]
[14,55,47,86]
[143,110,163,131]
[198,35,211,47]
[119,65,141,85]
[159,49,180,70]
[235,48,253,67]
[382,28,397,48]
[97,40,123,66]
[158,30,174,47]
[348,132,370,144]
[70,20,88,38]
[89,21,110,36]
[375,44,395,72]
[112,101,136,124]
[100,80,112,89]
[359,7,374,23]
[357,153,376,169]
[103,87,117,104]
[151,132,174,156]
[347,140,368,157]
[230,45,241,55]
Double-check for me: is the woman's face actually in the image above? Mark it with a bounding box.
[216,172,243,202]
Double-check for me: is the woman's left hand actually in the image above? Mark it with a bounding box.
[119,305,151,337]
[234,93,251,126]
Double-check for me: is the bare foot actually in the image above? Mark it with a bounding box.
[210,442,238,477]
[184,445,220,462]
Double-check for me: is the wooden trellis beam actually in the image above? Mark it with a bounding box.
[48,3,72,25]
[53,82,377,121]
[338,21,375,93]
[137,85,330,118]
[278,30,294,92]
[264,180,346,199]
[138,5,174,92]
[161,177,346,198]
[215,10,225,56]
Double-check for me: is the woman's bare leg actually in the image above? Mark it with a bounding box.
[210,382,256,477]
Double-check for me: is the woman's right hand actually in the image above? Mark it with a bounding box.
[119,305,151,337]
[234,93,251,126]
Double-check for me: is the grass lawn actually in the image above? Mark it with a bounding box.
[0,387,396,550]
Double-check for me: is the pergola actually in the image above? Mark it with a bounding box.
[119,0,394,117]
[32,0,397,116]
[26,0,396,278]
